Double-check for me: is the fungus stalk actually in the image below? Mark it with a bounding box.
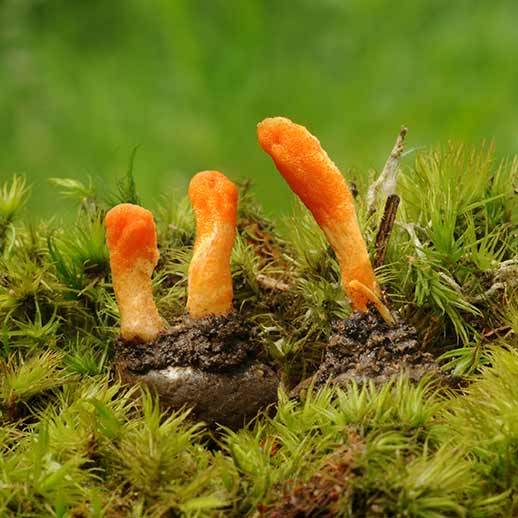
[258,116,392,321]
[105,203,164,342]
[187,171,238,319]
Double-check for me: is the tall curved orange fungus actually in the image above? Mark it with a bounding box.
[105,203,164,342]
[258,116,379,311]
[187,171,238,318]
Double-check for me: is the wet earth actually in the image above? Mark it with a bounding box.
[115,314,279,429]
[117,313,258,373]
[314,307,442,387]
[116,310,449,427]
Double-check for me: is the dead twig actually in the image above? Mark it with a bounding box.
[374,194,400,268]
[256,274,291,292]
[367,126,407,219]
[368,127,408,268]
[471,259,518,303]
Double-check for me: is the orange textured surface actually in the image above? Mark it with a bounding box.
[257,116,355,229]
[188,171,238,318]
[105,203,164,342]
[105,204,159,271]
[258,116,379,311]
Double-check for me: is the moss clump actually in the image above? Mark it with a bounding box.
[0,143,517,516]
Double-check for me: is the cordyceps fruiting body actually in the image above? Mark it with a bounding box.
[108,173,278,429]
[259,117,439,388]
[187,170,238,318]
[105,203,165,343]
[257,116,379,313]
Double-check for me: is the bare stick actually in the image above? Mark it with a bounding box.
[256,274,291,292]
[367,126,408,219]
[374,194,400,268]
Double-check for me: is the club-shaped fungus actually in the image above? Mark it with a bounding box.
[105,203,165,342]
[187,170,238,318]
[109,173,278,428]
[258,116,392,322]
[258,117,440,388]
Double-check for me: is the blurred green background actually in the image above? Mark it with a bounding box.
[1,0,517,217]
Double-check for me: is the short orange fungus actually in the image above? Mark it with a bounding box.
[187,171,238,318]
[105,203,164,342]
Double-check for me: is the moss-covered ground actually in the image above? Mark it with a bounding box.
[0,143,516,516]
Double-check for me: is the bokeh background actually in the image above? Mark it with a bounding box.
[1,0,517,217]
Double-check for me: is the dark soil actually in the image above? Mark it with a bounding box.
[122,361,279,429]
[116,313,259,373]
[315,307,441,386]
[115,314,279,428]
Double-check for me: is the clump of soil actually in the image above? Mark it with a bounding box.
[116,313,258,373]
[115,313,279,429]
[315,307,440,387]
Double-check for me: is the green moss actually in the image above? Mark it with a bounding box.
[0,143,517,516]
